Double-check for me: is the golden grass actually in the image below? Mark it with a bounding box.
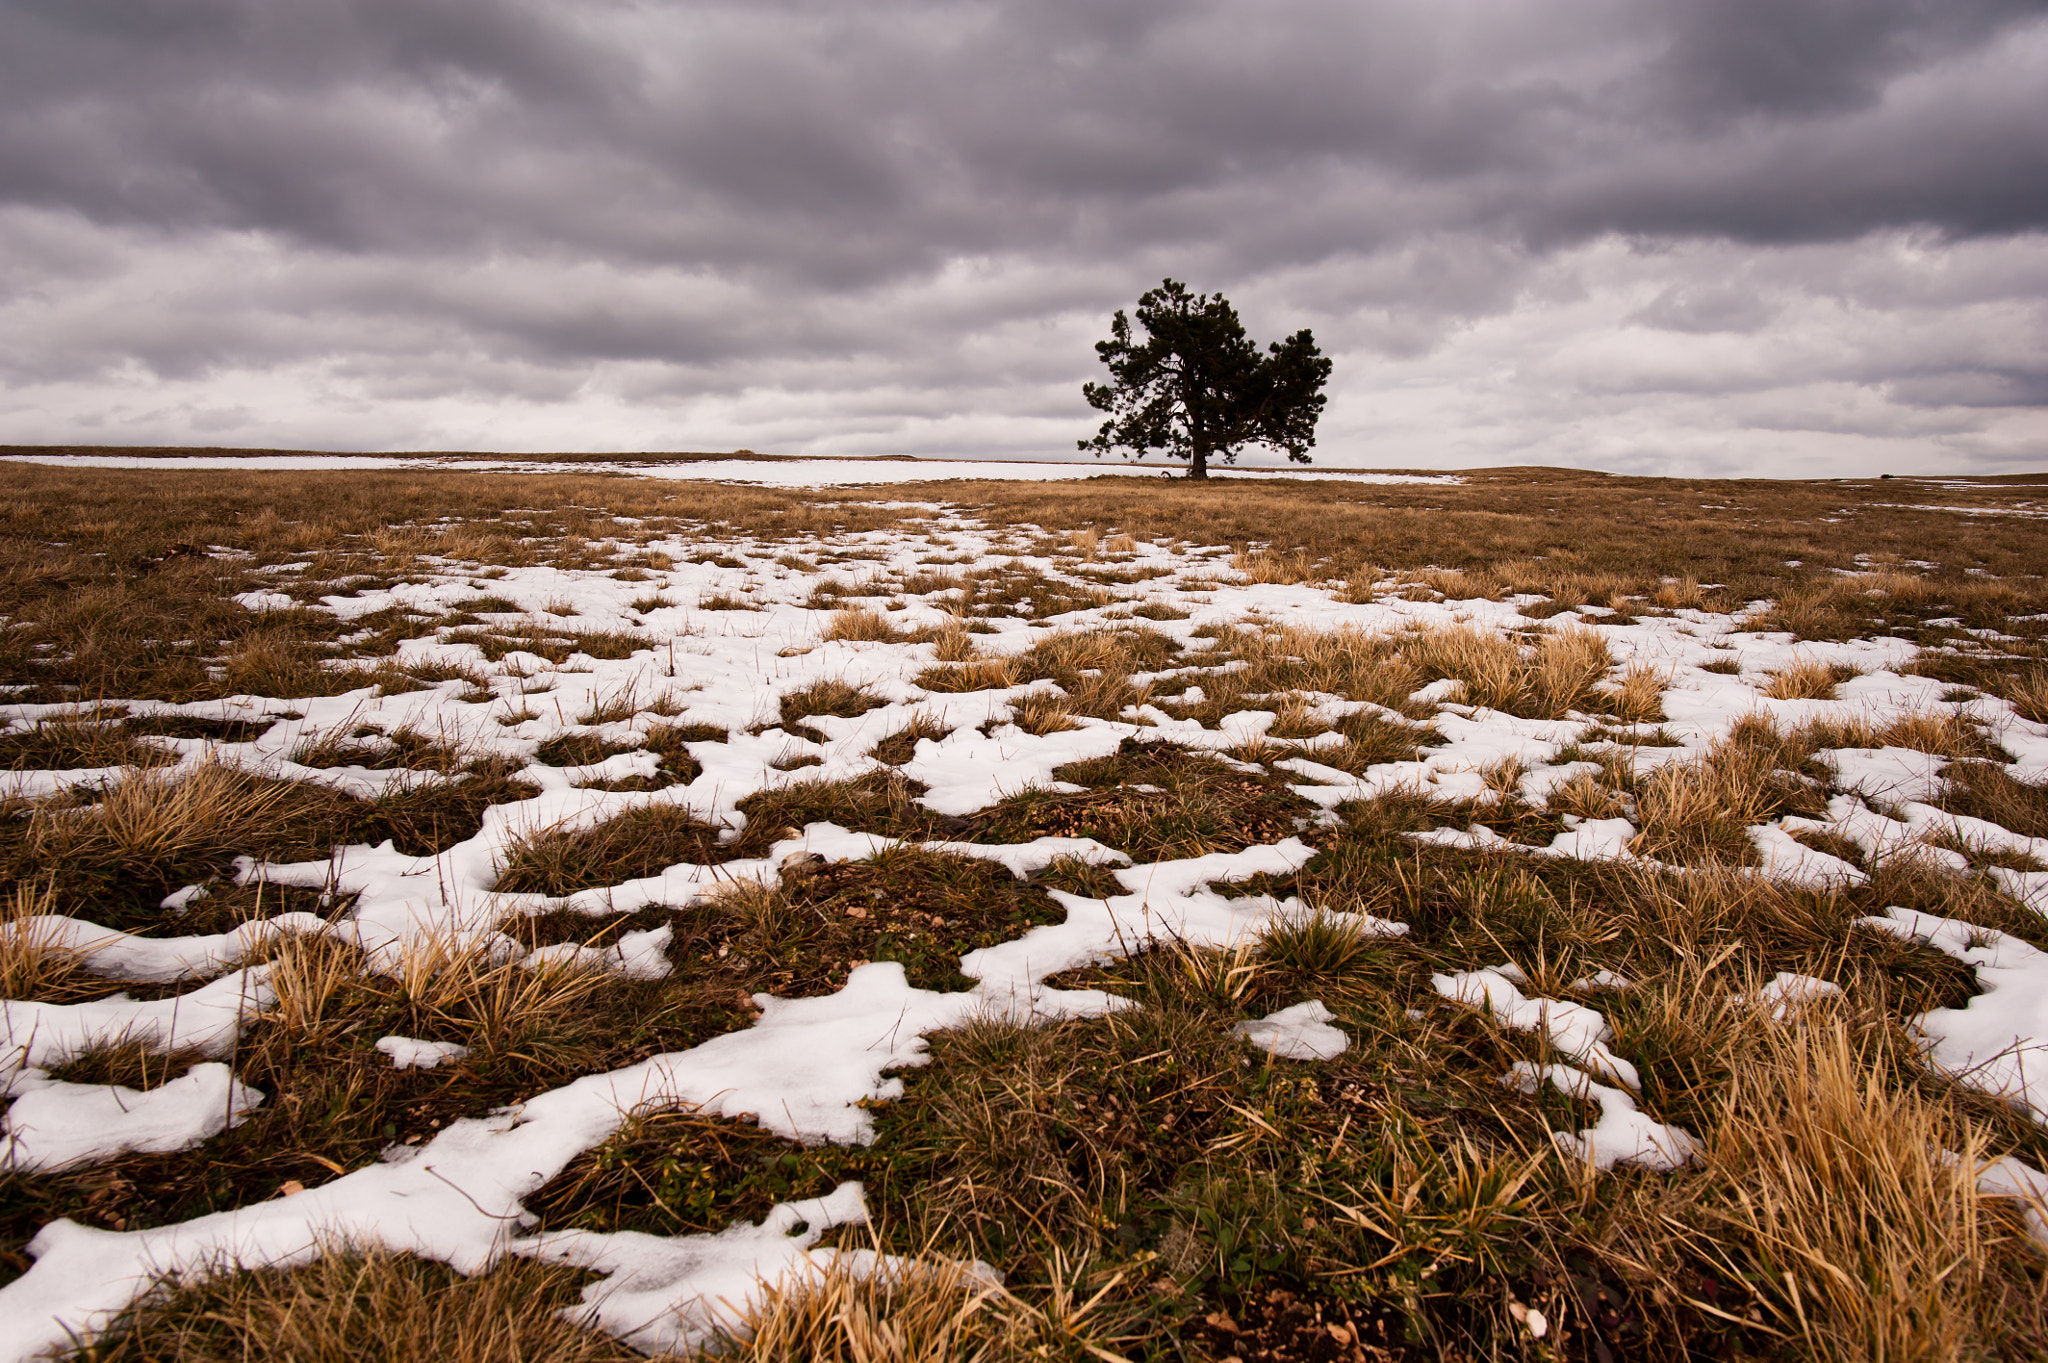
[261,933,364,1036]
[1398,621,1613,717]
[1651,575,1709,609]
[1629,734,1821,864]
[929,617,979,663]
[26,762,300,875]
[915,658,1020,693]
[1190,623,1416,713]
[1402,622,1522,709]
[74,1247,647,1363]
[825,607,899,642]
[1701,1023,2026,1362]
[1011,691,1081,736]
[1531,625,1615,714]
[1231,548,1324,585]
[265,930,621,1060]
[728,1244,1141,1363]
[1600,661,1669,723]
[726,1253,1005,1362]
[0,878,89,1000]
[2009,667,2048,725]
[1545,767,1633,821]
[1762,656,1857,701]
[1794,709,1999,761]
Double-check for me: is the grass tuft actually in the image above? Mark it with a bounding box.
[1762,656,1858,700]
[496,807,727,896]
[1702,1023,2032,1360]
[71,1247,644,1363]
[825,607,899,642]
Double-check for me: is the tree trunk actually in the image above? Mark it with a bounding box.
[1188,438,1210,480]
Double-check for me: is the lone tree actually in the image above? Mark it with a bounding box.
[1081,279,1332,480]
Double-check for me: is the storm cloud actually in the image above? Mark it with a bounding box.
[2,0,2045,474]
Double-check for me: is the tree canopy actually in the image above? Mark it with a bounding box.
[1080,279,1332,480]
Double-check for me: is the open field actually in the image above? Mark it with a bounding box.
[2,460,2048,1360]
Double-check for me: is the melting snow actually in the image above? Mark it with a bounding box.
[1233,1001,1350,1060]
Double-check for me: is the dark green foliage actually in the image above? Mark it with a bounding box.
[1081,279,1332,480]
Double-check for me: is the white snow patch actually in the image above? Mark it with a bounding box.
[1433,968,1640,1091]
[1233,1001,1349,1061]
[1505,1062,1701,1171]
[374,1037,472,1071]
[1,1065,262,1172]
[1859,908,2048,1123]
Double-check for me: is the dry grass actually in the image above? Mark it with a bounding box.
[1651,575,1710,609]
[727,1252,1010,1362]
[869,713,953,766]
[0,878,90,1000]
[1701,1024,2032,1362]
[727,1245,1147,1363]
[23,762,302,880]
[825,606,900,642]
[1762,656,1859,701]
[1546,767,1633,821]
[916,658,1020,693]
[929,617,980,663]
[1599,661,1670,723]
[781,677,887,724]
[1401,623,1522,710]
[73,1247,648,1363]
[1231,548,1324,585]
[9,461,2048,1358]
[0,715,171,771]
[494,806,727,896]
[1938,762,2048,840]
[2008,667,2048,724]
[383,935,620,1061]
[1399,621,1614,718]
[7,459,2047,709]
[1629,732,1824,864]
[1795,709,2001,761]
[1531,626,1615,714]
[1011,690,1081,736]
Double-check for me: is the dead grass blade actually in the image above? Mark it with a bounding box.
[0,878,91,1000]
[1702,1022,2029,1363]
[72,1246,645,1363]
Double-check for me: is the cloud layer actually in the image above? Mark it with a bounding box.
[2,0,2045,474]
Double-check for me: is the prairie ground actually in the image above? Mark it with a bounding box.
[2,459,2048,1361]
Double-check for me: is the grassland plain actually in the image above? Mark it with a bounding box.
[1,459,2048,1362]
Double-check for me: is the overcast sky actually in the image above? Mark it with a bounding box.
[2,0,2045,476]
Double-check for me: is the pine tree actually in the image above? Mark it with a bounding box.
[1081,279,1332,480]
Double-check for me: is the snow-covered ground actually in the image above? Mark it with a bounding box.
[2,504,2046,1356]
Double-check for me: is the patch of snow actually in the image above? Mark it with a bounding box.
[1505,1062,1701,1171]
[1859,908,2048,1123]
[1432,968,1640,1090]
[1,1065,262,1172]
[1233,1001,1349,1061]
[374,1037,472,1071]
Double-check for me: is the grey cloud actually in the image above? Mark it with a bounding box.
[0,0,2043,471]
[1632,283,1779,334]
